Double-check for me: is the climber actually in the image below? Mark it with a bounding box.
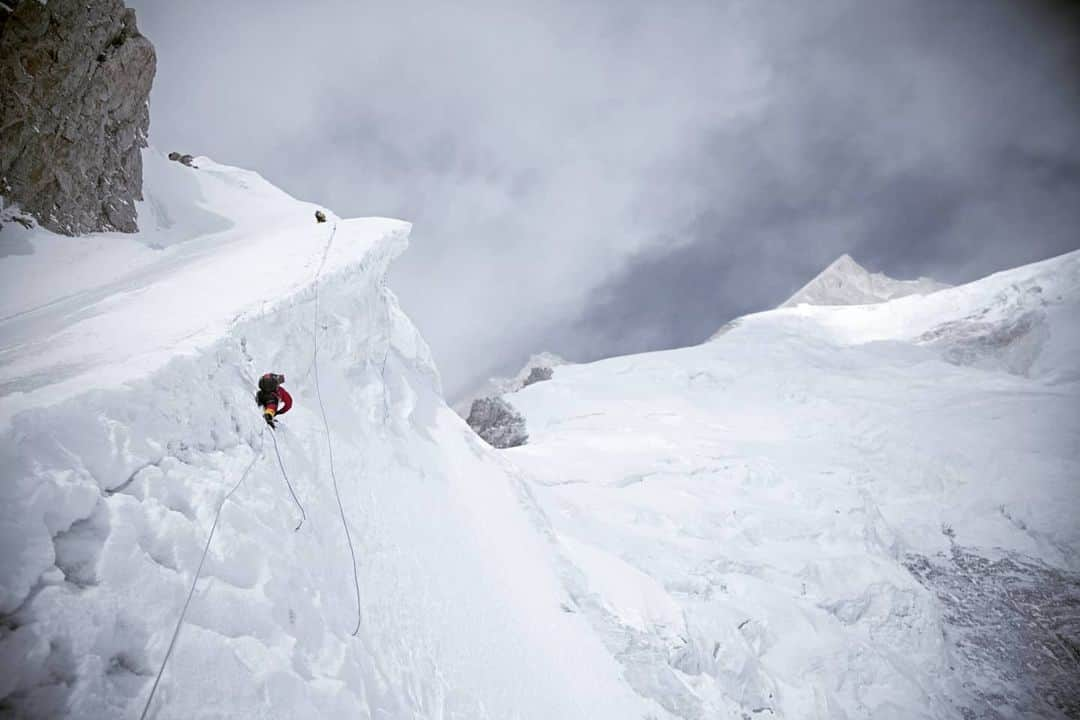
[255,372,292,428]
[315,209,327,223]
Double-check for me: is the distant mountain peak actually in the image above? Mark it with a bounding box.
[825,253,860,270]
[781,254,949,308]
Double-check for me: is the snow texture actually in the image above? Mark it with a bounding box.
[503,248,1080,719]
[0,151,665,719]
[782,253,950,308]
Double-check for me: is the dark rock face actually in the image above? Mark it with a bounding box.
[466,397,528,448]
[918,308,1050,377]
[0,0,156,235]
[522,366,553,387]
[905,547,1080,719]
[167,151,195,167]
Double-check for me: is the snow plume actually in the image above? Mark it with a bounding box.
[0,152,662,718]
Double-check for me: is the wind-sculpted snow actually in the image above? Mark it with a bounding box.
[0,153,664,718]
[504,249,1080,718]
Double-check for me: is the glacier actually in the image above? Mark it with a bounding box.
[0,151,665,719]
[503,249,1080,718]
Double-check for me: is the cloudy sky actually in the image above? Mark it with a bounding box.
[130,0,1080,399]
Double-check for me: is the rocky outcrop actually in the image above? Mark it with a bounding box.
[466,397,528,448]
[460,357,562,446]
[0,0,156,235]
[905,548,1080,718]
[522,366,553,387]
[167,151,196,167]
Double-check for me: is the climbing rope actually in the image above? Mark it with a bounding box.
[269,427,306,531]
[312,223,364,636]
[139,430,266,720]
[137,221,367,717]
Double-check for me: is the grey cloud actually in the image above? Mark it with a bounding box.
[129,0,1080,398]
[553,0,1080,365]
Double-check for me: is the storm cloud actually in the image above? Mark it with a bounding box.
[130,0,1080,398]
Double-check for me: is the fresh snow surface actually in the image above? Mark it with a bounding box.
[782,253,951,308]
[0,151,665,719]
[505,249,1080,719]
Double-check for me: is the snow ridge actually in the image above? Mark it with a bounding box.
[0,154,663,719]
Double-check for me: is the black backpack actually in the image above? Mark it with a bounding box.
[255,373,284,406]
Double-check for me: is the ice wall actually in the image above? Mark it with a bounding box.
[0,157,661,719]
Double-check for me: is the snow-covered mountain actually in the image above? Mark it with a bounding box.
[500,249,1080,718]
[3,148,1077,719]
[782,253,950,307]
[0,151,666,719]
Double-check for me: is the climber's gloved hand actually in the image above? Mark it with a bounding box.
[264,412,276,429]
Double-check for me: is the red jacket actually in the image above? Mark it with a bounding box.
[275,386,293,415]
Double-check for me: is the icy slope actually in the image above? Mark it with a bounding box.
[505,250,1080,719]
[782,253,950,307]
[0,152,664,719]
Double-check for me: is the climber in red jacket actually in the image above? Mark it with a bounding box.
[255,372,292,428]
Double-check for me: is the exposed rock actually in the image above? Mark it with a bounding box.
[918,309,1050,377]
[167,151,195,167]
[0,0,156,235]
[522,366,553,387]
[905,547,1080,719]
[782,254,949,308]
[466,396,528,448]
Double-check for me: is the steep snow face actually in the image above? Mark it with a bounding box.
[0,152,663,719]
[505,250,1080,719]
[782,254,950,307]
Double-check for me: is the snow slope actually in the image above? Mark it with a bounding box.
[782,253,950,307]
[0,151,666,719]
[505,250,1080,719]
